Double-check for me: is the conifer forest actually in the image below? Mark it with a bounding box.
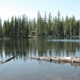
[0,11,80,38]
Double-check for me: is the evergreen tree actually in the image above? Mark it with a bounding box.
[36,11,42,36]
[54,17,58,36]
[14,17,18,38]
[18,17,22,38]
[64,16,70,37]
[76,20,79,36]
[44,12,48,36]
[48,12,52,35]
[3,19,10,37]
[71,15,76,36]
[28,19,32,35]
[0,18,2,37]
[56,10,63,37]
[9,16,14,38]
[79,20,80,37]
[32,18,36,31]
[21,14,29,38]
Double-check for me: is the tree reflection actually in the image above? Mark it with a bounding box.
[0,38,80,59]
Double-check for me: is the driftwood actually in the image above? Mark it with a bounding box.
[25,56,80,63]
[0,55,16,64]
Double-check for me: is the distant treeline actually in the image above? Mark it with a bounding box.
[0,10,80,38]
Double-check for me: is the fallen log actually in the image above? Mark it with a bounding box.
[25,56,80,63]
[0,55,16,64]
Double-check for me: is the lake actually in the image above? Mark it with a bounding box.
[0,38,80,80]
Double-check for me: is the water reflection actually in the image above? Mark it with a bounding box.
[0,38,80,59]
[0,39,80,80]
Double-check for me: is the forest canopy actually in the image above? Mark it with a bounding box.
[0,10,80,38]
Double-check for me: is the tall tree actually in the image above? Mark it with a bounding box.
[76,20,79,36]
[21,14,29,38]
[71,15,76,36]
[56,10,63,37]
[36,11,42,36]
[0,18,2,37]
[57,10,61,22]
[64,16,70,37]
[54,17,58,36]
[32,18,36,31]
[9,16,14,38]
[14,17,18,38]
[3,19,10,37]
[48,12,52,35]
[43,12,48,36]
[79,20,80,37]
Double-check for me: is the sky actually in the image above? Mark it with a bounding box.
[0,0,80,22]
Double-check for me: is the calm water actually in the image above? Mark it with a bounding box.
[0,38,80,80]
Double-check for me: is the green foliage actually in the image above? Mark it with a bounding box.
[48,13,52,35]
[1,10,80,38]
[9,16,15,38]
[0,18,2,37]
[3,19,10,37]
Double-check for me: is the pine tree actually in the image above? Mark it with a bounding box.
[79,20,80,37]
[17,17,22,38]
[36,11,42,36]
[14,17,18,38]
[44,12,48,36]
[9,16,14,38]
[48,12,52,35]
[3,19,10,37]
[0,18,3,37]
